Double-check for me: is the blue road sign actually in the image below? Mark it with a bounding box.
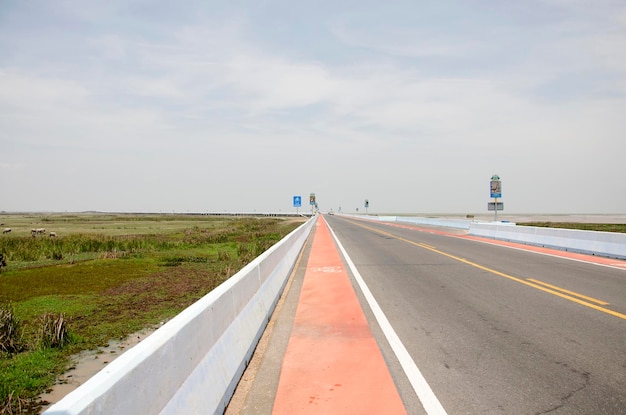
[293,196,302,208]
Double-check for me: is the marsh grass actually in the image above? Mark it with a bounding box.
[0,214,304,413]
[37,314,68,349]
[0,304,23,353]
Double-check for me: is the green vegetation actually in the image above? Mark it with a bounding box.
[0,213,304,414]
[517,222,626,233]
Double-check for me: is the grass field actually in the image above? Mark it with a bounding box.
[517,222,626,233]
[0,213,305,414]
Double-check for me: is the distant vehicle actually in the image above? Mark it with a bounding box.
[328,211,334,215]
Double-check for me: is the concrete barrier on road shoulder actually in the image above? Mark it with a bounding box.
[338,214,473,230]
[469,222,626,259]
[44,216,317,415]
[396,216,473,230]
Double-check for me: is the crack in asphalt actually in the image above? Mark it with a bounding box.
[534,366,590,415]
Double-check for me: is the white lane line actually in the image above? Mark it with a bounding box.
[327,223,448,415]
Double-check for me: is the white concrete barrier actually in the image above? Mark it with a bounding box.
[469,222,626,259]
[44,216,317,415]
[338,213,473,230]
[395,216,473,230]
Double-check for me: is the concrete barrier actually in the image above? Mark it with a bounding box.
[395,216,473,230]
[338,213,473,230]
[44,216,317,415]
[469,222,626,259]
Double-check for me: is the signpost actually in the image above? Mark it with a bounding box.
[309,193,316,214]
[364,199,369,214]
[489,174,503,221]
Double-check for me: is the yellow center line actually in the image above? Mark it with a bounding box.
[347,219,626,321]
[526,278,609,306]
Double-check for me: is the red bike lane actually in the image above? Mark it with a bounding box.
[271,215,407,414]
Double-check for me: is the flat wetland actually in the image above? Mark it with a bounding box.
[0,213,305,414]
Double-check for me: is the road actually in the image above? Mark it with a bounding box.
[233,214,626,414]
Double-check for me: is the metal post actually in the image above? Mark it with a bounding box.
[494,197,498,222]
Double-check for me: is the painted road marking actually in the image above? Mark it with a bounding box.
[308,266,342,273]
[417,242,626,321]
[272,216,408,415]
[347,219,626,321]
[327,222,448,415]
[527,278,609,306]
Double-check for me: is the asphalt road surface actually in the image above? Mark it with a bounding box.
[233,215,626,415]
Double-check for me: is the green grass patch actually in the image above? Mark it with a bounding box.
[0,348,66,413]
[0,214,305,413]
[0,258,160,302]
[517,222,626,233]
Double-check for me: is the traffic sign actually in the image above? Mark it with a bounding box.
[490,180,502,198]
[293,196,302,208]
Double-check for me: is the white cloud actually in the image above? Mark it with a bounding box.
[89,35,128,61]
[0,69,176,155]
[0,70,89,110]
[126,77,184,98]
[589,33,626,82]
[225,56,335,110]
[330,21,479,59]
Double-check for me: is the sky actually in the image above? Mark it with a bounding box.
[1,0,625,215]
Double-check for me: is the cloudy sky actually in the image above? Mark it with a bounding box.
[1,0,625,214]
